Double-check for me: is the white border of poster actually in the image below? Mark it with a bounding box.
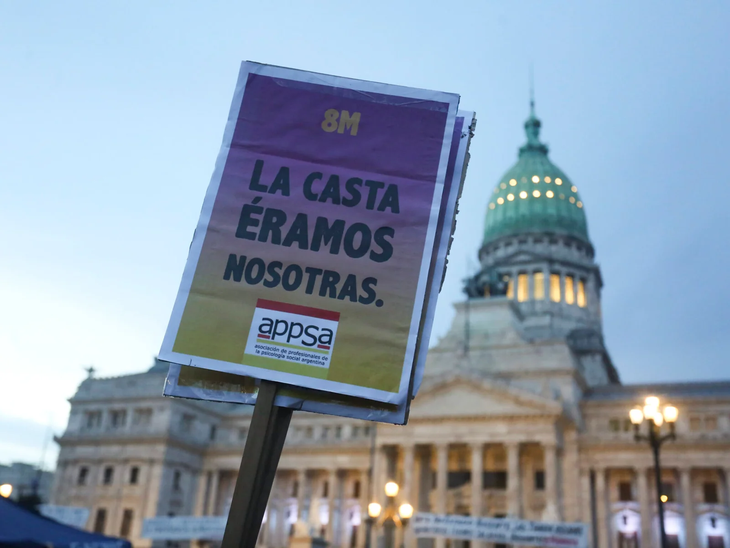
[159,61,459,404]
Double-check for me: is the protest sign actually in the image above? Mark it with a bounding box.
[159,61,459,404]
[412,513,589,548]
[163,112,475,424]
[38,504,90,529]
[142,516,226,540]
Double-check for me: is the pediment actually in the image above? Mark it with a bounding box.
[410,372,562,420]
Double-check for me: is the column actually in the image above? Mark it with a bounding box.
[297,469,307,522]
[207,469,220,515]
[725,469,730,511]
[327,469,337,543]
[435,444,449,548]
[471,443,484,517]
[193,470,210,516]
[403,445,416,548]
[580,470,592,542]
[357,469,369,548]
[309,473,320,531]
[506,443,521,518]
[681,469,697,548]
[595,468,609,548]
[544,443,560,520]
[636,467,652,548]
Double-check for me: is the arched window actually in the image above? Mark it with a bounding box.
[577,279,587,308]
[565,275,575,305]
[533,272,545,300]
[517,273,528,302]
[550,273,561,302]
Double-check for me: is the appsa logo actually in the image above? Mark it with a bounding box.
[244,299,340,369]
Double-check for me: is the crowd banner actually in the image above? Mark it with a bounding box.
[412,513,589,548]
[162,112,476,424]
[38,504,90,529]
[141,516,227,540]
[159,61,460,405]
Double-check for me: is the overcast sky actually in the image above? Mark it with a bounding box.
[1,1,728,469]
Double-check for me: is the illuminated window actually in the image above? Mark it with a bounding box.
[489,203,496,210]
[532,175,539,183]
[565,275,575,305]
[545,176,551,183]
[546,190,554,198]
[500,183,507,189]
[577,201,583,208]
[555,178,563,185]
[519,191,527,199]
[507,194,515,201]
[497,197,504,205]
[571,185,578,193]
[569,196,576,204]
[559,194,565,200]
[509,179,517,186]
[550,273,561,302]
[533,272,545,300]
[533,190,541,198]
[577,279,587,308]
[517,273,528,302]
[506,276,514,299]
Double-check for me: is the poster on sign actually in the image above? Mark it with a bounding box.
[159,62,459,405]
[162,111,475,424]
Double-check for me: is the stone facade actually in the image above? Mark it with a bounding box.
[52,108,730,548]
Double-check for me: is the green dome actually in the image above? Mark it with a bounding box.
[483,106,589,245]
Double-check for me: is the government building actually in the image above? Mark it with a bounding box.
[51,105,730,548]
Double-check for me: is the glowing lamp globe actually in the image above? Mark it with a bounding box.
[629,408,644,425]
[663,406,678,423]
[0,484,12,498]
[399,503,414,520]
[384,481,399,498]
[368,502,382,519]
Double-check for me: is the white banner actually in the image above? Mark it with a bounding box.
[413,513,588,548]
[141,516,227,540]
[38,504,90,529]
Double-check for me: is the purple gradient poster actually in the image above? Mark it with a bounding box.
[160,62,459,404]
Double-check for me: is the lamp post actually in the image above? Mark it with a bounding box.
[629,396,678,548]
[366,481,413,548]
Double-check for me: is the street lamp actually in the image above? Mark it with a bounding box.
[365,482,413,548]
[0,484,12,498]
[629,396,678,548]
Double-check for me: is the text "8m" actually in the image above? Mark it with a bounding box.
[321,109,360,136]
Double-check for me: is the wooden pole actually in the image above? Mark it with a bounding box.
[221,381,293,548]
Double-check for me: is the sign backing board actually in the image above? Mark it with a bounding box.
[159,62,459,404]
[163,112,475,424]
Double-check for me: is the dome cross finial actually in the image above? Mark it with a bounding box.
[529,63,535,117]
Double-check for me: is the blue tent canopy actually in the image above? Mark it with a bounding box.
[0,497,131,548]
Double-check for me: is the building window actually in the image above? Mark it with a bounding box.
[619,481,633,501]
[550,273,561,302]
[129,466,140,485]
[180,414,194,433]
[623,419,632,432]
[483,471,507,490]
[103,466,114,485]
[352,426,360,438]
[292,481,299,498]
[209,425,217,441]
[173,470,182,491]
[533,272,545,300]
[565,275,575,305]
[323,481,329,498]
[335,426,342,439]
[238,427,248,440]
[506,276,514,299]
[353,480,361,499]
[703,482,719,504]
[132,408,152,426]
[109,410,127,429]
[534,471,545,491]
[93,508,107,533]
[661,482,676,502]
[363,426,371,437]
[609,418,621,432]
[77,466,89,486]
[517,273,528,302]
[577,279,587,308]
[120,509,134,538]
[84,411,102,430]
[705,416,718,431]
[305,427,314,439]
[690,416,702,431]
[322,427,330,440]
